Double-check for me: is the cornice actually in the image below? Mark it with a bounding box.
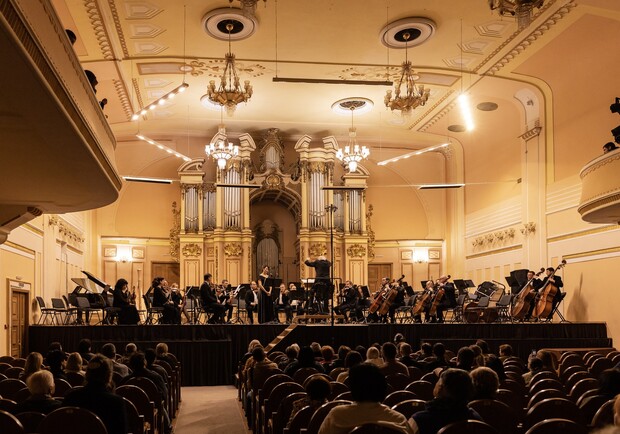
[83,0,113,60]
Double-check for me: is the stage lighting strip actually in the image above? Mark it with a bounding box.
[376,143,450,166]
[131,83,189,121]
[136,134,192,162]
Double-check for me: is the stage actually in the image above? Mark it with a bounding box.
[28,322,612,386]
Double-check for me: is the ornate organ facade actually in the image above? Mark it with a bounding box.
[176,128,369,287]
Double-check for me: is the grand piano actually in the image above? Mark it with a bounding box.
[69,271,109,324]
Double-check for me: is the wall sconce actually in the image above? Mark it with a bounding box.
[520,222,536,236]
[116,255,131,263]
[115,247,132,263]
[413,249,429,263]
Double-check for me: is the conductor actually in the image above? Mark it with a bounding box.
[305,255,332,313]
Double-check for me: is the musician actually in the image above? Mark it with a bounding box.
[152,277,181,324]
[245,281,260,324]
[413,281,434,323]
[368,277,390,323]
[542,267,565,316]
[334,280,359,322]
[433,275,456,323]
[387,282,405,324]
[257,265,274,323]
[112,278,140,325]
[199,273,226,324]
[305,256,332,313]
[522,270,544,320]
[273,283,293,323]
[216,279,234,323]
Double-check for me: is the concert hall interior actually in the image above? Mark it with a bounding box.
[1,0,620,384]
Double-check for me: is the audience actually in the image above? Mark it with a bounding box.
[470,366,499,400]
[410,368,482,434]
[330,346,351,371]
[101,343,130,377]
[278,345,298,371]
[65,352,84,374]
[398,343,417,367]
[522,357,544,386]
[77,338,95,363]
[455,347,475,371]
[16,370,62,414]
[285,346,325,376]
[380,342,409,377]
[287,375,331,428]
[63,355,128,434]
[498,344,513,361]
[318,363,414,434]
[366,346,384,367]
[145,348,169,383]
[20,351,43,382]
[336,350,363,384]
[46,349,68,381]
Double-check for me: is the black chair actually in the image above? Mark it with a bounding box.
[143,294,163,325]
[15,411,45,434]
[524,418,588,434]
[50,298,76,325]
[437,419,498,434]
[35,297,58,325]
[0,409,24,434]
[349,424,407,434]
[38,407,107,434]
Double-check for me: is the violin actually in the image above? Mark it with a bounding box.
[129,286,137,305]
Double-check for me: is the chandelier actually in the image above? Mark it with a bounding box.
[488,0,545,28]
[205,125,238,169]
[206,23,253,116]
[229,0,266,19]
[385,32,430,117]
[336,103,370,173]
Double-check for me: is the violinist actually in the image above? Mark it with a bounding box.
[334,280,359,322]
[273,283,293,323]
[199,273,226,324]
[153,277,181,324]
[524,270,544,320]
[113,278,140,325]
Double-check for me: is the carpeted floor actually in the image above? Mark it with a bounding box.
[174,386,250,434]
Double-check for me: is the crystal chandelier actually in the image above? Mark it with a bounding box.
[205,124,239,169]
[336,103,370,173]
[229,0,266,19]
[488,0,545,28]
[385,32,430,117]
[206,23,253,116]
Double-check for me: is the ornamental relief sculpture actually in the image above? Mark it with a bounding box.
[182,243,202,257]
[309,243,327,257]
[224,243,243,257]
[347,244,366,258]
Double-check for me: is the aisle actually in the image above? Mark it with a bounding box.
[173,385,250,434]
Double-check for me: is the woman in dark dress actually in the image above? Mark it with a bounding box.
[113,278,140,324]
[257,265,274,323]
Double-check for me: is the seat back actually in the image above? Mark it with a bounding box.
[121,396,144,434]
[527,388,566,409]
[385,373,411,391]
[591,399,615,428]
[524,398,583,428]
[568,378,598,402]
[349,423,407,434]
[38,407,107,434]
[305,400,351,434]
[65,371,85,388]
[383,390,417,407]
[329,367,346,380]
[272,391,306,434]
[529,378,563,396]
[529,371,559,386]
[328,381,349,401]
[405,380,434,401]
[52,378,73,397]
[469,399,518,434]
[264,382,305,427]
[420,372,439,385]
[116,384,156,430]
[589,357,614,377]
[437,419,498,434]
[50,298,65,309]
[0,378,28,400]
[286,404,316,434]
[5,367,24,379]
[334,391,352,401]
[577,394,609,425]
[0,398,19,414]
[390,399,426,419]
[524,418,588,434]
[302,373,331,389]
[293,367,319,385]
[565,371,593,392]
[15,411,45,434]
[0,409,24,434]
[407,366,423,381]
[124,377,163,409]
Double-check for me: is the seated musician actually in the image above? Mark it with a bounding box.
[152,278,181,324]
[368,277,390,323]
[542,267,564,317]
[112,278,140,325]
[388,282,405,324]
[434,275,456,323]
[273,283,293,323]
[524,270,544,320]
[288,283,304,316]
[334,280,359,322]
[244,281,260,324]
[199,273,226,324]
[413,281,435,323]
[217,279,234,323]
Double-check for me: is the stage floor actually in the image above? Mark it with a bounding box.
[28,322,612,386]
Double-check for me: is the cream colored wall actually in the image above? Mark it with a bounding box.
[372,241,444,288]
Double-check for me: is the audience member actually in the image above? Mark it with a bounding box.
[498,344,513,361]
[470,366,499,400]
[63,355,128,434]
[287,375,331,428]
[285,346,325,376]
[330,346,351,370]
[366,346,384,367]
[278,345,298,371]
[145,348,169,383]
[604,142,618,154]
[20,351,43,382]
[16,370,62,414]
[614,393,620,426]
[455,347,475,371]
[522,357,544,386]
[475,340,492,363]
[101,343,130,377]
[484,355,506,382]
[78,339,95,363]
[336,351,363,384]
[47,349,68,381]
[410,368,482,434]
[355,345,367,361]
[415,343,433,360]
[380,342,409,377]
[156,342,178,367]
[424,343,450,371]
[470,344,484,367]
[321,345,336,370]
[536,350,557,372]
[399,343,417,367]
[311,342,323,360]
[65,352,84,374]
[318,363,414,434]
[581,368,620,408]
[121,343,138,365]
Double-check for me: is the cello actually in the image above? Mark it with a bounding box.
[412,280,434,316]
[511,268,544,319]
[378,275,405,316]
[533,260,567,319]
[428,275,451,317]
[368,280,390,314]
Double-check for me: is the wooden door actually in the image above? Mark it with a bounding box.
[10,287,29,358]
[368,263,392,294]
[151,262,181,286]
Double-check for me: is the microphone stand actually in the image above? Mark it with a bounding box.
[325,204,337,327]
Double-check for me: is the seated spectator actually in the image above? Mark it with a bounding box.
[399,343,417,367]
[156,342,178,368]
[63,355,128,434]
[355,345,367,361]
[321,345,336,370]
[414,343,433,360]
[536,349,557,372]
[47,349,68,381]
[20,351,43,382]
[604,142,618,154]
[65,352,84,374]
[455,347,475,372]
[394,333,406,346]
[246,347,279,427]
[366,346,384,367]
[318,363,414,434]
[101,343,130,377]
[330,346,351,370]
[470,344,484,367]
[380,342,409,377]
[311,342,324,361]
[336,351,363,384]
[410,368,482,434]
[278,345,298,371]
[484,355,506,382]
[145,348,169,383]
[424,343,450,371]
[78,338,95,363]
[16,370,62,414]
[475,340,492,363]
[470,366,499,400]
[522,357,544,386]
[498,344,513,362]
[285,346,325,376]
[121,343,138,365]
[581,369,620,407]
[287,375,331,428]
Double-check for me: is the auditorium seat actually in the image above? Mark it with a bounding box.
[591,399,615,428]
[349,423,407,434]
[577,393,609,424]
[305,400,352,434]
[407,366,423,381]
[116,384,158,434]
[284,404,315,434]
[527,388,566,409]
[564,371,593,392]
[529,379,564,396]
[15,411,45,434]
[270,391,306,434]
[122,378,164,434]
[385,373,411,391]
[523,418,587,434]
[293,368,319,385]
[0,397,19,414]
[302,374,331,389]
[568,378,598,402]
[4,367,24,379]
[523,398,584,429]
[390,399,426,419]
[263,382,304,434]
[65,372,85,388]
[468,399,518,434]
[329,367,346,381]
[0,379,27,401]
[38,407,107,434]
[560,365,587,384]
[382,390,417,408]
[405,380,434,401]
[436,419,498,434]
[0,409,24,434]
[334,391,352,401]
[52,378,72,397]
[588,357,614,377]
[121,396,146,434]
[328,382,349,401]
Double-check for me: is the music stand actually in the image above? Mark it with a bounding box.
[505,275,519,294]
[231,284,249,324]
[404,285,415,297]
[421,280,430,290]
[185,286,200,324]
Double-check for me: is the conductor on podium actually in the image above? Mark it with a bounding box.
[305,255,332,312]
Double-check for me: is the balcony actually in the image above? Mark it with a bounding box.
[578,149,620,224]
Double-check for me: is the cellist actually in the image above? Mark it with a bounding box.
[524,270,544,320]
[540,267,564,318]
[368,277,391,323]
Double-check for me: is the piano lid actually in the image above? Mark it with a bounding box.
[70,271,108,294]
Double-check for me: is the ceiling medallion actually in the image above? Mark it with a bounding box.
[488,0,545,28]
[202,8,258,41]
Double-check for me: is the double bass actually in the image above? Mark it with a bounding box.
[378,275,405,316]
[533,260,567,319]
[428,275,451,317]
[510,268,544,319]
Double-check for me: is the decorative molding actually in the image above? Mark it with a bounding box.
[104,247,117,257]
[578,192,620,217]
[224,243,243,257]
[132,78,145,112]
[471,228,516,248]
[547,225,617,243]
[132,248,144,259]
[366,204,376,260]
[520,121,543,140]
[106,0,129,57]
[182,243,202,257]
[48,215,85,247]
[580,151,620,179]
[520,222,537,236]
[466,244,522,260]
[113,79,133,120]
[563,246,620,261]
[346,244,366,258]
[187,58,268,77]
[415,91,456,132]
[207,247,215,256]
[309,243,327,257]
[83,0,113,59]
[169,201,181,262]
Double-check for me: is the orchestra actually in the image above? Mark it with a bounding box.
[68,264,567,325]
